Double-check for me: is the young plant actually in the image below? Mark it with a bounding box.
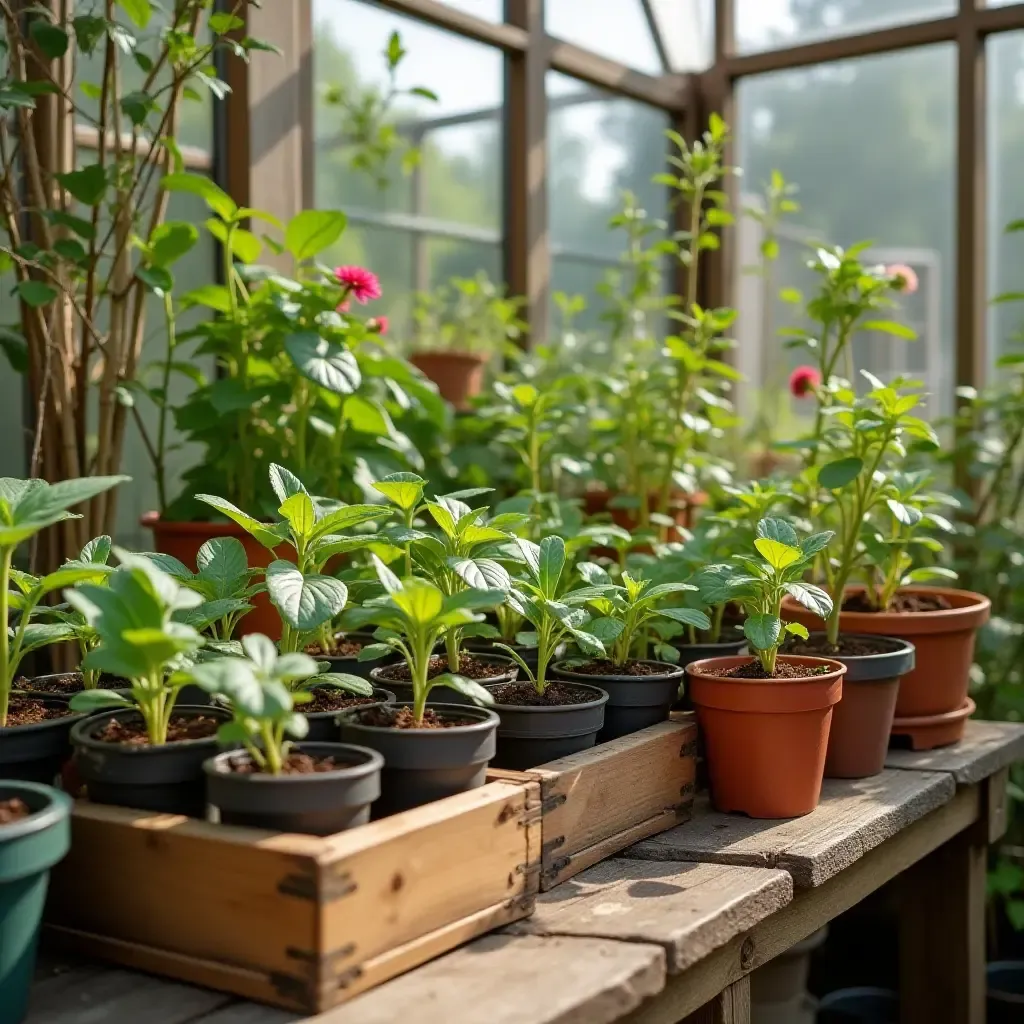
[347,558,502,724]
[575,566,710,667]
[701,518,834,675]
[0,476,127,725]
[191,634,373,774]
[66,552,207,744]
[809,375,948,642]
[197,464,392,653]
[177,538,263,642]
[496,536,618,695]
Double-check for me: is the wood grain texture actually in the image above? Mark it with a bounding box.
[625,770,955,888]
[332,933,666,1024]
[512,859,791,973]
[885,719,1024,784]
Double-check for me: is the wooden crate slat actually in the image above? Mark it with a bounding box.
[885,719,1024,784]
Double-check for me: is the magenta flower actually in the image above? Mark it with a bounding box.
[886,263,919,295]
[368,315,389,336]
[789,365,821,399]
[334,265,382,304]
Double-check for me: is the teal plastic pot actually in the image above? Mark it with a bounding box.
[0,781,71,1024]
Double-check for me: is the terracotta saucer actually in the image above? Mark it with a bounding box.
[890,697,975,751]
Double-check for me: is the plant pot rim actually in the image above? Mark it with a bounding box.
[336,702,500,734]
[302,685,394,719]
[1,696,83,736]
[369,651,517,683]
[892,696,976,729]
[484,679,609,713]
[203,742,383,785]
[550,658,685,683]
[987,962,1024,1005]
[789,633,916,683]
[0,780,71,841]
[410,349,489,365]
[70,705,229,751]
[674,637,746,650]
[686,654,847,683]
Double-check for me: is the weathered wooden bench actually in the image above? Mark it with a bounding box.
[28,720,1024,1024]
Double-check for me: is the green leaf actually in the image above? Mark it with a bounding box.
[801,532,834,558]
[356,642,393,663]
[16,281,57,308]
[819,457,864,490]
[162,172,237,221]
[887,499,923,527]
[450,558,511,592]
[373,472,425,512]
[280,491,316,538]
[785,582,832,619]
[311,672,373,697]
[182,283,232,313]
[392,578,444,625]
[18,622,78,654]
[266,561,348,631]
[284,332,361,395]
[862,319,916,340]
[268,464,308,505]
[148,221,198,267]
[194,494,285,551]
[756,518,799,547]
[118,0,152,28]
[311,504,391,540]
[659,607,713,630]
[80,535,112,564]
[284,210,347,261]
[209,11,243,34]
[54,164,107,205]
[753,538,802,571]
[69,689,133,714]
[0,328,27,373]
[537,536,566,598]
[15,475,128,528]
[120,90,155,125]
[136,265,173,295]
[785,622,810,640]
[30,20,69,59]
[432,673,494,707]
[743,614,782,653]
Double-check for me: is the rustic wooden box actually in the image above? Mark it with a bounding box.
[491,718,697,890]
[44,778,540,1013]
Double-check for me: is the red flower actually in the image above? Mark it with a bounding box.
[886,263,919,295]
[789,365,821,398]
[368,315,389,336]
[334,265,382,304]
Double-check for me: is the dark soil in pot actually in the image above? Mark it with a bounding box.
[338,703,498,815]
[485,680,608,769]
[0,780,72,1024]
[205,742,383,835]
[783,633,915,779]
[71,706,231,817]
[372,652,518,705]
[302,685,395,741]
[13,672,130,697]
[0,696,83,784]
[551,659,684,741]
[842,591,951,614]
[465,640,567,676]
[303,630,396,679]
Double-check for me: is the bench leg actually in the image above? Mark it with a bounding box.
[680,976,751,1024]
[898,819,986,1024]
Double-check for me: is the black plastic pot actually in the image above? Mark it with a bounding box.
[174,684,213,707]
[309,631,398,679]
[485,681,608,769]
[465,640,567,676]
[338,703,499,815]
[673,639,747,710]
[71,706,231,817]
[550,660,684,741]
[13,672,131,701]
[0,697,84,783]
[817,987,898,1023]
[988,961,1024,1024]
[204,742,383,835]
[303,686,395,741]
[370,652,518,706]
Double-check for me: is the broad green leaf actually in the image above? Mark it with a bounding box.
[743,614,783,652]
[373,472,425,512]
[68,689,133,714]
[432,673,494,707]
[79,535,112,565]
[371,553,402,594]
[643,582,699,602]
[425,500,458,539]
[450,558,511,592]
[285,210,347,261]
[516,538,542,578]
[17,622,77,654]
[312,672,374,697]
[785,582,833,619]
[280,491,316,538]
[37,565,109,596]
[659,607,712,630]
[862,319,916,340]
[311,504,391,541]
[266,561,348,631]
[356,642,393,663]
[753,538,802,571]
[567,627,606,658]
[801,532,834,558]
[148,221,198,267]
[15,475,128,528]
[194,494,285,551]
[285,333,361,394]
[196,537,247,587]
[392,578,444,625]
[268,464,308,505]
[460,524,511,547]
[784,622,810,640]
[118,0,152,28]
[887,499,923,527]
[29,20,69,59]
[162,172,237,220]
[819,457,864,490]
[537,536,565,598]
[756,518,799,547]
[16,281,57,308]
[54,164,106,204]
[588,617,625,643]
[576,561,613,587]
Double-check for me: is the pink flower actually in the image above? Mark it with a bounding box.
[789,365,821,398]
[334,265,382,304]
[886,263,919,294]
[368,315,389,336]
[336,299,351,314]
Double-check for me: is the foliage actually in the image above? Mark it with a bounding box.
[0,476,127,725]
[347,557,500,724]
[412,272,526,356]
[699,517,834,674]
[196,464,392,653]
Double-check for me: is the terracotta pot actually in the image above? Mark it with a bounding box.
[809,635,915,779]
[687,655,844,819]
[141,513,286,639]
[410,351,487,410]
[582,487,705,540]
[781,587,990,718]
[891,696,975,751]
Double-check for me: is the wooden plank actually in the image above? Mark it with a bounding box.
[988,766,1010,843]
[527,720,697,889]
[333,933,667,1024]
[885,719,1024,784]
[513,859,792,973]
[898,824,987,1023]
[626,769,955,888]
[620,785,980,1024]
[190,1003,296,1024]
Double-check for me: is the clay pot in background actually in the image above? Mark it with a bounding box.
[410,351,487,410]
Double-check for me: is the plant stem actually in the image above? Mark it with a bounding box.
[412,633,430,725]
[154,291,176,514]
[0,547,10,726]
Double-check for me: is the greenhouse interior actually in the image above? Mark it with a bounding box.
[3,2,1024,1023]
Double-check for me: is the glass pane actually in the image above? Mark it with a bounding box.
[735,45,956,422]
[548,72,671,261]
[546,0,664,74]
[314,0,504,230]
[426,237,501,291]
[988,32,1024,368]
[735,0,955,54]
[650,0,715,71]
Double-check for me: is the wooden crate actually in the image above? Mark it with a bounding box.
[491,718,697,890]
[44,778,540,1014]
